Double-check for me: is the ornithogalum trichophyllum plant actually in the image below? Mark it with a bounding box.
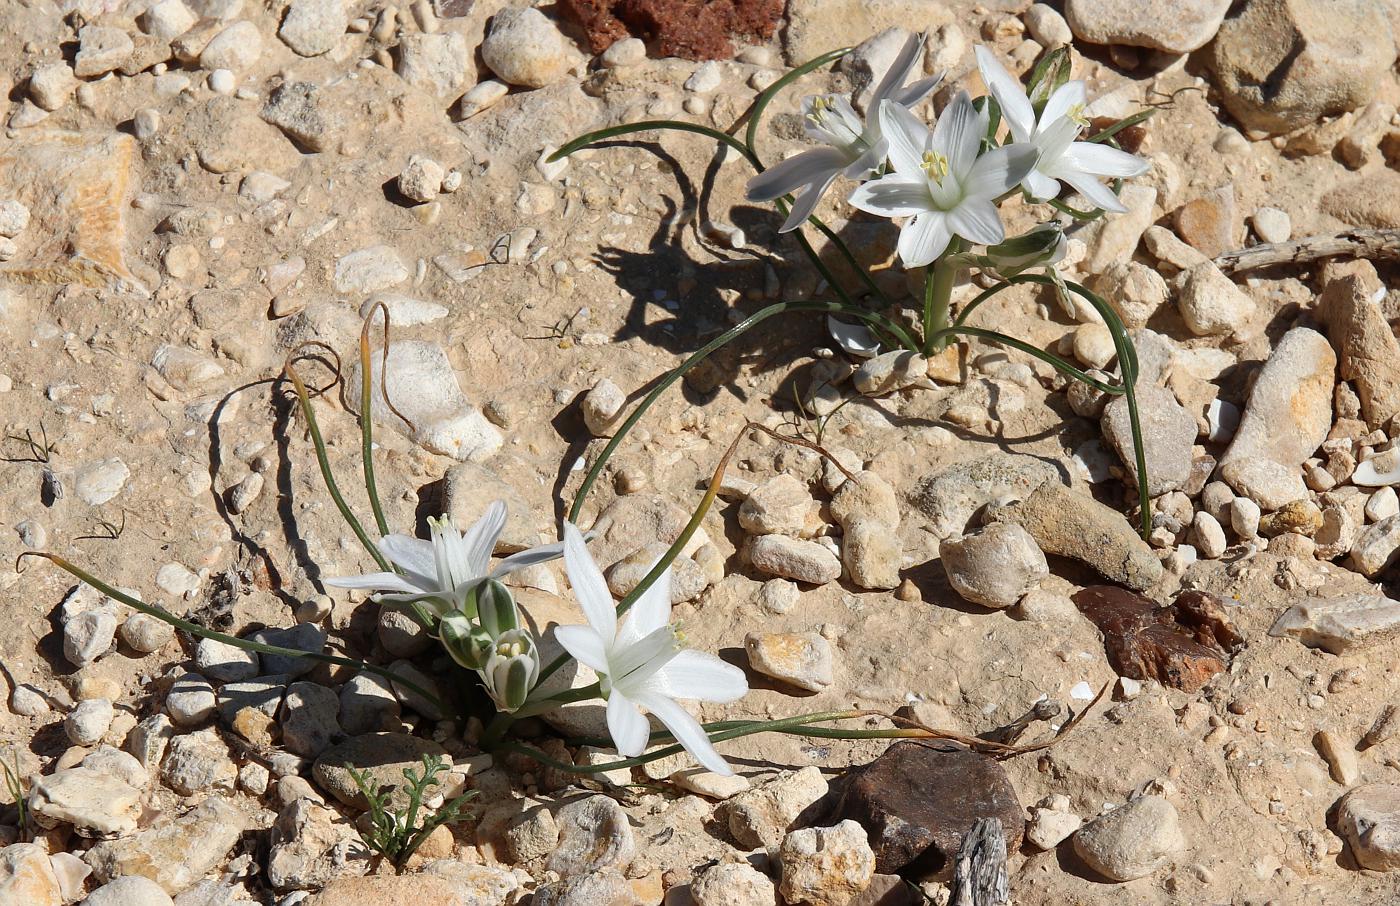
[549,38,1157,535]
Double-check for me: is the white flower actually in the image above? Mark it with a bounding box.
[480,628,540,713]
[746,34,943,232]
[849,94,1037,268]
[325,501,564,618]
[554,522,748,775]
[974,46,1148,213]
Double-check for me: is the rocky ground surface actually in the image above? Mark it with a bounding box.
[2,0,1400,904]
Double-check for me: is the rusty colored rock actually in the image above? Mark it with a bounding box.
[830,741,1023,880]
[1073,586,1240,693]
[558,0,783,60]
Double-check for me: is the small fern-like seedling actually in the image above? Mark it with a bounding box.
[348,754,475,869]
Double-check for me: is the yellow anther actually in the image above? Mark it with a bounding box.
[921,150,949,183]
[1067,102,1089,127]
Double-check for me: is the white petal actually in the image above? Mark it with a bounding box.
[1057,170,1127,213]
[323,571,424,595]
[634,690,732,776]
[947,199,1005,246]
[974,46,1034,143]
[962,143,1038,200]
[848,175,933,218]
[827,316,881,359]
[1062,141,1150,178]
[842,139,887,180]
[461,501,507,578]
[878,100,930,179]
[779,171,839,233]
[554,624,611,674]
[563,521,617,638]
[491,541,566,577]
[897,211,951,268]
[746,147,849,203]
[933,91,983,180]
[1023,168,1061,201]
[893,72,944,109]
[1039,81,1087,133]
[654,649,749,703]
[606,690,651,757]
[378,534,437,583]
[870,32,925,106]
[616,565,673,645]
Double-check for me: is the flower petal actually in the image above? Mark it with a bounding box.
[563,521,617,638]
[933,91,983,181]
[779,171,840,233]
[897,211,951,268]
[461,501,507,578]
[974,46,1034,143]
[323,571,424,595]
[962,143,1038,200]
[947,199,1005,246]
[634,690,733,776]
[878,99,930,179]
[1057,170,1127,213]
[554,624,611,674]
[848,175,933,218]
[653,649,749,703]
[746,147,850,203]
[1062,141,1150,178]
[870,33,925,106]
[606,690,651,757]
[1022,168,1061,202]
[827,316,881,359]
[1039,80,1086,133]
[377,534,437,585]
[892,72,944,109]
[617,566,673,645]
[491,541,566,577]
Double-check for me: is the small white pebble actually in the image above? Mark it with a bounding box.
[208,68,235,95]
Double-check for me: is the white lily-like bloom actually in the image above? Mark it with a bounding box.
[325,501,564,618]
[849,93,1037,268]
[746,34,943,232]
[554,522,748,775]
[974,46,1148,213]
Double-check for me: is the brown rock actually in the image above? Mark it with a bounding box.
[1174,187,1238,259]
[558,0,783,59]
[1073,587,1240,693]
[830,741,1023,880]
[1321,270,1400,429]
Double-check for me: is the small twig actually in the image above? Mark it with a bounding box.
[1215,229,1400,274]
[949,818,1009,906]
[75,511,126,542]
[750,422,859,483]
[979,698,1063,746]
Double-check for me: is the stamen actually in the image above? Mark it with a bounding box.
[921,150,949,183]
[1067,102,1089,127]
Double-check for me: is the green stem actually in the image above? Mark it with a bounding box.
[359,328,390,539]
[922,242,960,355]
[33,553,448,714]
[743,47,850,154]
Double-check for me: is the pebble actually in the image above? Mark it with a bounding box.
[128,714,174,772]
[1177,262,1254,337]
[75,457,130,506]
[778,820,875,906]
[1084,185,1157,274]
[1221,327,1335,473]
[246,623,325,677]
[1091,260,1169,329]
[398,155,444,203]
[338,671,402,735]
[1192,511,1228,559]
[748,535,842,585]
[64,608,117,667]
[580,377,626,436]
[740,474,815,536]
[723,766,829,849]
[1354,450,1400,487]
[745,631,834,692]
[75,25,134,77]
[481,7,570,89]
[1072,795,1184,882]
[853,350,926,395]
[1335,784,1400,871]
[606,542,707,604]
[1219,459,1308,511]
[1367,487,1400,522]
[841,518,902,590]
[829,471,899,530]
[10,683,49,717]
[200,21,262,73]
[940,523,1048,608]
[65,698,115,745]
[1269,593,1400,654]
[691,861,777,906]
[227,472,264,513]
[140,0,198,40]
[1315,729,1360,784]
[1251,206,1291,243]
[196,638,260,682]
[546,796,636,878]
[85,875,175,906]
[279,0,347,57]
[162,727,236,795]
[600,36,646,68]
[29,766,143,835]
[456,79,509,119]
[27,63,77,113]
[1349,514,1400,577]
[280,681,343,757]
[1230,497,1261,538]
[1027,802,1083,851]
[1024,4,1073,46]
[685,60,723,93]
[312,732,451,808]
[1065,0,1230,52]
[167,673,217,726]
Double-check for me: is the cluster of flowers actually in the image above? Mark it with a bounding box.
[329,503,748,775]
[747,38,1149,268]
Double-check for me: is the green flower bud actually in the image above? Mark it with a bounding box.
[481,629,539,713]
[439,612,492,670]
[473,578,519,640]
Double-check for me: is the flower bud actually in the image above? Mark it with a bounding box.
[473,579,519,640]
[481,629,540,713]
[439,612,492,670]
[976,223,1066,277]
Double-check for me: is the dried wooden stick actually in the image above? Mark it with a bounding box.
[1214,229,1400,274]
[950,818,1010,906]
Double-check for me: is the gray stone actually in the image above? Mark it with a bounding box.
[1066,0,1229,52]
[162,728,236,795]
[260,81,339,152]
[280,682,342,757]
[166,673,217,726]
[396,32,472,98]
[1220,327,1334,473]
[312,732,450,809]
[748,535,841,585]
[65,698,115,746]
[546,795,636,878]
[1073,796,1184,882]
[216,675,288,726]
[1270,594,1400,654]
[29,767,143,835]
[266,798,369,891]
[195,638,260,682]
[64,609,118,667]
[691,861,777,906]
[386,659,447,720]
[1335,784,1400,872]
[279,0,347,57]
[337,672,401,735]
[912,454,1058,539]
[246,623,325,677]
[940,523,1048,608]
[1102,385,1197,495]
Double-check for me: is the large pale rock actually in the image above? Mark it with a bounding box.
[1066,0,1230,52]
[1101,384,1197,495]
[1320,271,1400,430]
[745,632,834,692]
[777,821,875,906]
[396,33,473,99]
[940,523,1048,608]
[279,0,347,57]
[267,799,369,891]
[1350,515,1400,578]
[747,535,841,585]
[912,453,1058,540]
[1209,0,1398,133]
[305,874,491,906]
[988,482,1162,590]
[1269,594,1400,654]
[723,767,829,849]
[481,7,570,89]
[29,767,143,835]
[546,796,636,878]
[85,798,246,894]
[1220,327,1334,472]
[345,340,503,462]
[1073,796,1184,881]
[0,843,62,906]
[1335,784,1400,872]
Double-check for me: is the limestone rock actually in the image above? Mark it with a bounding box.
[723,766,829,849]
[481,7,571,89]
[778,821,875,906]
[546,795,636,878]
[940,523,1048,608]
[691,861,777,906]
[1102,384,1197,495]
[1177,262,1254,337]
[841,518,902,590]
[740,474,816,536]
[85,798,246,894]
[29,766,143,835]
[279,0,347,57]
[1335,784,1400,872]
[1220,327,1334,472]
[0,844,61,906]
[396,33,473,99]
[1270,594,1400,654]
[748,535,841,585]
[1073,796,1184,881]
[745,632,834,692]
[267,798,369,891]
[1321,272,1400,430]
[1065,0,1230,52]
[912,453,1058,540]
[784,0,951,64]
[313,733,451,809]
